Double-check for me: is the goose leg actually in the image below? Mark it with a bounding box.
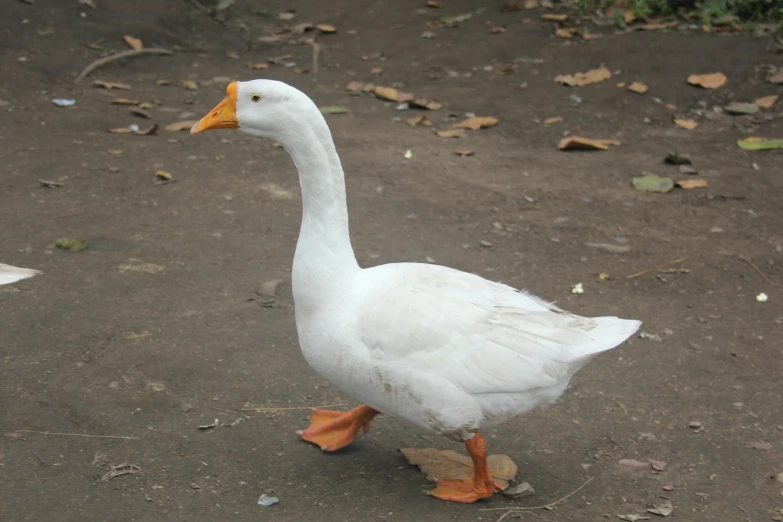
[428,432,500,503]
[297,405,379,451]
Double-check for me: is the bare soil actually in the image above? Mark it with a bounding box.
[2,1,782,521]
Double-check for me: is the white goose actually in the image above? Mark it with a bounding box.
[192,80,641,503]
[0,264,41,286]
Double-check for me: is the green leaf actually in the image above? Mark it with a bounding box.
[632,174,674,193]
[319,105,349,115]
[737,137,783,151]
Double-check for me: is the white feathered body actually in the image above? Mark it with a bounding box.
[294,260,640,440]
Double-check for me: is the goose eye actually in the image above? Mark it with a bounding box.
[251,94,262,103]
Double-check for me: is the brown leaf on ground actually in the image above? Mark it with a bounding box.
[541,13,568,21]
[155,79,170,86]
[555,27,577,39]
[110,98,139,105]
[687,72,727,89]
[130,108,152,119]
[427,0,440,7]
[406,115,432,127]
[554,67,612,87]
[455,149,474,156]
[676,179,708,189]
[372,86,400,101]
[628,81,648,94]
[293,67,310,74]
[452,116,499,130]
[558,136,619,150]
[122,35,143,51]
[94,80,131,90]
[401,448,517,489]
[755,95,778,108]
[543,116,563,125]
[316,24,337,33]
[410,98,442,110]
[435,129,466,138]
[674,118,698,130]
[164,120,198,131]
[247,62,270,70]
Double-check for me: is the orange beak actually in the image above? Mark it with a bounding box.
[191,81,239,134]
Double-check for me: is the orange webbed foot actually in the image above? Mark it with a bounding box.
[428,479,494,503]
[297,405,379,452]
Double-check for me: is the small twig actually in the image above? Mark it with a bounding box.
[737,254,773,285]
[15,430,139,440]
[241,403,345,413]
[210,406,240,414]
[481,476,594,519]
[311,40,321,82]
[75,48,173,83]
[626,257,687,280]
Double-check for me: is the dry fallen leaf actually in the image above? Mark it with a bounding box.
[557,136,619,151]
[674,118,698,130]
[370,67,383,76]
[182,80,198,90]
[155,79,170,86]
[554,67,612,87]
[452,116,499,130]
[628,81,648,94]
[122,35,143,51]
[109,124,157,136]
[543,116,563,125]
[293,67,310,74]
[372,86,400,102]
[130,108,152,119]
[94,80,131,90]
[687,72,727,89]
[164,120,198,131]
[316,24,337,33]
[401,448,517,489]
[110,98,139,105]
[155,170,173,181]
[676,179,708,189]
[768,71,783,84]
[737,137,783,150]
[406,115,432,127]
[455,149,474,156]
[541,13,568,21]
[410,97,441,110]
[647,500,674,517]
[555,27,577,39]
[435,129,466,139]
[633,174,674,193]
[755,95,778,108]
[426,0,439,7]
[247,62,270,70]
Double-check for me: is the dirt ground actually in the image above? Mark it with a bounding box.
[2,1,782,521]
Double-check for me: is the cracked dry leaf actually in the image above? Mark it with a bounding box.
[554,67,611,87]
[628,81,648,94]
[674,118,697,129]
[452,117,499,130]
[557,136,619,151]
[687,72,726,89]
[164,120,198,131]
[122,35,143,51]
[401,447,517,489]
[676,179,707,189]
[94,80,131,90]
[755,95,777,108]
[435,129,466,138]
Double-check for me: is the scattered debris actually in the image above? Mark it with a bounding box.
[319,105,349,115]
[543,116,563,125]
[455,149,474,157]
[257,494,279,506]
[664,152,691,165]
[198,419,218,430]
[673,118,697,130]
[52,237,89,252]
[435,129,466,138]
[403,149,413,159]
[689,421,703,429]
[130,107,152,119]
[627,81,648,94]
[155,170,173,181]
[558,136,619,151]
[111,98,139,105]
[633,174,674,193]
[571,283,584,295]
[93,80,131,90]
[122,35,143,51]
[108,123,157,136]
[724,102,759,115]
[737,137,783,150]
[39,179,64,188]
[247,62,269,70]
[52,98,76,107]
[555,27,577,39]
[647,500,674,517]
[767,70,783,84]
[585,242,630,254]
[617,515,650,521]
[639,332,663,341]
[679,165,698,175]
[502,481,535,499]
[554,67,611,87]
[627,257,687,279]
[401,447,517,489]
[102,463,141,481]
[755,95,778,108]
[687,72,727,89]
[676,179,707,189]
[118,258,164,274]
[316,24,337,33]
[452,116,498,130]
[406,115,431,127]
[164,120,198,131]
[541,13,568,22]
[618,459,649,468]
[182,80,198,90]
[756,292,769,303]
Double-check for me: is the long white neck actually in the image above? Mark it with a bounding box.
[275,108,359,311]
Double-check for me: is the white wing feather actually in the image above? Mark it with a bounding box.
[0,263,41,286]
